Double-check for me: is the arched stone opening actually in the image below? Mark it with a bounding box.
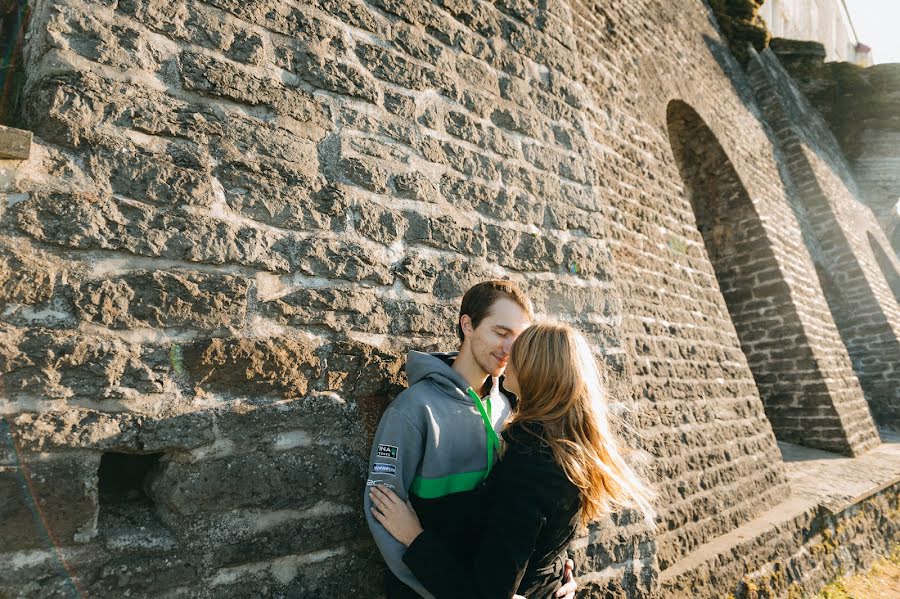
[666,100,854,453]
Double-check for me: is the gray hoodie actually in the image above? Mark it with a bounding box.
[364,351,512,597]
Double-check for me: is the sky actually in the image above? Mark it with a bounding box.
[843,0,900,64]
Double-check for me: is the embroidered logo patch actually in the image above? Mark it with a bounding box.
[377,444,398,459]
[372,463,396,475]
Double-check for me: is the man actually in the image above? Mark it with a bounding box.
[364,280,576,598]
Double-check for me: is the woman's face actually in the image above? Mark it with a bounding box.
[503,357,520,397]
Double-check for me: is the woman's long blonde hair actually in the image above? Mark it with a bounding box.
[508,322,656,527]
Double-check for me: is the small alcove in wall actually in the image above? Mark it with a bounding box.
[97,452,164,526]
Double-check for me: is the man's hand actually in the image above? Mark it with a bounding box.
[555,559,577,599]
[369,485,424,547]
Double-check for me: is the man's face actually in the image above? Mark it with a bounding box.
[463,298,531,378]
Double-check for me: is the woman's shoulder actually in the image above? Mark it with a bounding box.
[500,423,558,467]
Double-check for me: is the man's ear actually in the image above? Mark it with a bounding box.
[460,314,474,338]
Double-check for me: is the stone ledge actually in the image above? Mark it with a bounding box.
[659,429,900,597]
[0,124,31,160]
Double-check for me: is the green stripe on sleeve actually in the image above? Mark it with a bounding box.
[410,470,488,499]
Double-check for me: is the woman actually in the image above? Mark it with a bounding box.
[369,322,656,599]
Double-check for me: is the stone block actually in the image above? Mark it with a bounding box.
[148,445,364,519]
[261,287,390,334]
[455,54,501,95]
[340,153,392,194]
[181,336,321,399]
[118,0,266,64]
[384,90,417,120]
[73,270,250,330]
[272,235,393,284]
[0,326,165,402]
[324,340,406,398]
[275,40,380,102]
[0,235,62,306]
[392,22,453,66]
[215,163,343,231]
[83,552,198,598]
[0,124,31,159]
[386,300,459,339]
[211,395,366,453]
[7,409,216,453]
[369,0,460,44]
[355,42,459,98]
[208,506,364,567]
[51,6,160,72]
[204,548,381,599]
[89,141,216,208]
[356,201,408,244]
[14,191,291,273]
[392,251,442,294]
[439,141,503,181]
[179,51,330,125]
[405,210,487,256]
[394,171,440,203]
[444,110,518,157]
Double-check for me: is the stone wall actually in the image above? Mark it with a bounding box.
[0,0,894,597]
[771,38,900,253]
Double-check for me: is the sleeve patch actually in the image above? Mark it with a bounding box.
[377,444,399,459]
[372,463,397,475]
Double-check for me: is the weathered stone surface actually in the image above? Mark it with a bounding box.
[275,40,381,103]
[214,165,345,232]
[0,236,64,306]
[203,548,380,599]
[48,4,163,72]
[14,191,391,281]
[181,336,321,398]
[74,270,250,330]
[117,0,266,64]
[15,191,290,271]
[88,141,217,208]
[179,52,330,126]
[0,124,31,159]
[261,287,390,334]
[324,340,406,398]
[5,0,899,596]
[149,445,363,518]
[0,326,165,401]
[6,409,215,453]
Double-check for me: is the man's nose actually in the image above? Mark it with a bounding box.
[502,338,513,355]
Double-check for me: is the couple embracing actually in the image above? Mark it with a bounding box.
[364,281,656,598]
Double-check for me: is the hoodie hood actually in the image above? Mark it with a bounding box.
[405,351,474,402]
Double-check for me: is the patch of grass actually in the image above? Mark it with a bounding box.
[813,545,900,599]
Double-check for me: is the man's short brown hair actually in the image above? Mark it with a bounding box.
[457,280,534,343]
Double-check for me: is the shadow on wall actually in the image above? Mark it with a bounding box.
[868,231,900,306]
[666,99,854,455]
[703,32,895,434]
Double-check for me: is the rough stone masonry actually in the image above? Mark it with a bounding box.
[0,0,897,597]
